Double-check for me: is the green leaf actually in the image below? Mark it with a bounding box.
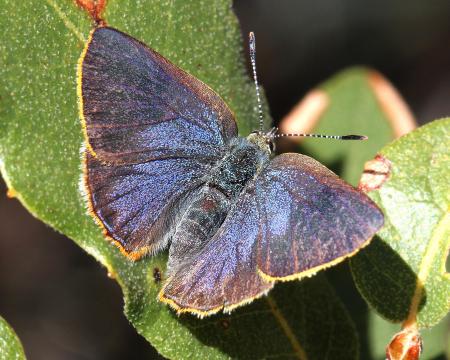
[351,118,450,327]
[129,274,359,359]
[300,67,394,185]
[0,0,358,358]
[0,316,26,360]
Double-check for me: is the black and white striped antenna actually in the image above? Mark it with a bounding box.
[249,32,367,141]
[249,32,264,132]
[275,132,367,140]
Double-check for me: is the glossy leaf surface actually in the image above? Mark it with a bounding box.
[0,316,26,360]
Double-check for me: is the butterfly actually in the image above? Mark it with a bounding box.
[78,26,384,317]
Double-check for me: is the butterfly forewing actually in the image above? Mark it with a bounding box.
[79,27,237,165]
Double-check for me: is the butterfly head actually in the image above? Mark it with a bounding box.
[247,127,277,154]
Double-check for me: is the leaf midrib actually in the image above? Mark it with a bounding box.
[404,210,450,326]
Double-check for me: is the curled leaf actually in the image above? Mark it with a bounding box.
[386,327,422,360]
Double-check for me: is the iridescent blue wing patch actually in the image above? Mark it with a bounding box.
[83,151,207,259]
[159,188,274,316]
[254,153,384,281]
[78,27,237,258]
[79,27,237,165]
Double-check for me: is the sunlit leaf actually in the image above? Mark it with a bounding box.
[0,316,26,360]
[351,118,450,327]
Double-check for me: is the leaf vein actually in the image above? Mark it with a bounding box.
[404,210,450,326]
[45,0,85,43]
[265,295,308,360]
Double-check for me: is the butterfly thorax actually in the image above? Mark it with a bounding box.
[207,136,270,199]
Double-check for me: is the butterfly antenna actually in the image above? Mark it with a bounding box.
[275,131,368,141]
[249,32,264,132]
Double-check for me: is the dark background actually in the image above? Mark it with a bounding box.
[1,1,449,359]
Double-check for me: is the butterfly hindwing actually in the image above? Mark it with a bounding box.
[159,152,383,314]
[79,27,237,165]
[159,188,274,316]
[83,151,208,258]
[254,153,384,280]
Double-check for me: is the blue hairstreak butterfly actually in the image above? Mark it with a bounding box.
[78,26,383,317]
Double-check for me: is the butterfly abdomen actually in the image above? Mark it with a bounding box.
[167,187,229,274]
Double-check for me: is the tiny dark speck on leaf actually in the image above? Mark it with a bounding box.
[219,318,231,330]
[153,267,162,284]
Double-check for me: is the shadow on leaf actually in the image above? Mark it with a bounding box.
[175,276,359,359]
[350,236,425,322]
